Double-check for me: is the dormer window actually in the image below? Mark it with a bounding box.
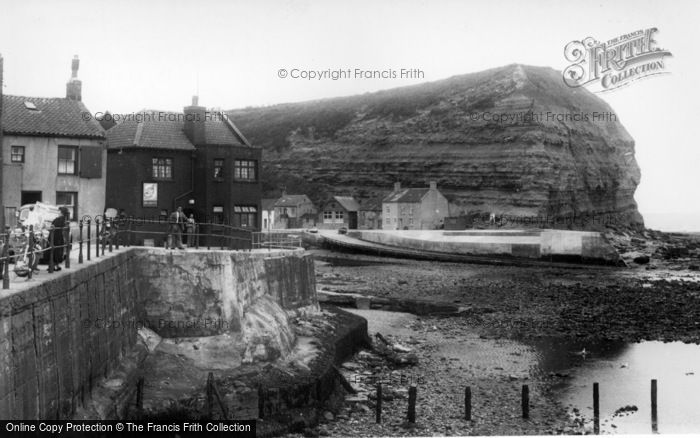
[24,101,39,111]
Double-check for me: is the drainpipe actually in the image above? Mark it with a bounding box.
[173,151,196,212]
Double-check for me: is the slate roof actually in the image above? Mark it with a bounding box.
[105,110,252,150]
[333,196,360,212]
[274,194,313,208]
[383,188,430,203]
[359,197,383,211]
[261,198,278,211]
[1,95,105,139]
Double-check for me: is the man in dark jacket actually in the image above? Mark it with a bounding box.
[50,207,70,271]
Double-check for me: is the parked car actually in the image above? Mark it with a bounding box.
[338,227,348,235]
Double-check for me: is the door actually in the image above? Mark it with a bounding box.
[348,211,358,229]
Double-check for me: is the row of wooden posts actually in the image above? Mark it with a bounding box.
[374,379,661,434]
[133,372,229,419]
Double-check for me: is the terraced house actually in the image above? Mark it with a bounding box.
[0,56,106,229]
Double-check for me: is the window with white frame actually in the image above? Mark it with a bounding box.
[58,146,78,174]
[11,146,25,163]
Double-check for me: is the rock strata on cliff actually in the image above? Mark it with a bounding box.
[229,64,643,227]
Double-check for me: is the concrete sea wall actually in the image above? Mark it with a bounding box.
[0,247,318,420]
[350,229,620,263]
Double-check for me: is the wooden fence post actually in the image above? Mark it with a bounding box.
[651,379,658,434]
[407,384,417,423]
[207,372,214,419]
[376,383,382,424]
[593,382,600,434]
[465,386,472,421]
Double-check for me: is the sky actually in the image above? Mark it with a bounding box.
[0,0,698,231]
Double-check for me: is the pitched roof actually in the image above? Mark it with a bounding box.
[333,196,360,212]
[383,188,430,203]
[274,194,312,208]
[104,110,253,150]
[1,95,105,139]
[105,111,194,151]
[359,197,383,211]
[261,198,278,211]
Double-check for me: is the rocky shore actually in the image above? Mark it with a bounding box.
[302,230,700,436]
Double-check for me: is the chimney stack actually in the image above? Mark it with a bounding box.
[429,181,437,190]
[66,55,82,101]
[394,182,401,192]
[183,95,206,146]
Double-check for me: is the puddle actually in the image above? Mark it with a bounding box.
[529,337,700,434]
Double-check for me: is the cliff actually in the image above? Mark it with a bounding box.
[229,64,643,227]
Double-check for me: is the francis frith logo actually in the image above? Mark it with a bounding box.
[563,27,672,92]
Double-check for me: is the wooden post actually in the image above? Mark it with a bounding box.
[376,383,382,424]
[48,227,55,273]
[651,379,658,434]
[136,377,144,411]
[593,382,600,434]
[108,219,113,253]
[465,386,472,421]
[78,220,83,264]
[407,384,417,423]
[521,384,529,419]
[207,372,214,419]
[86,220,91,261]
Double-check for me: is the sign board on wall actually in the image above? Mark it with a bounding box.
[143,182,158,207]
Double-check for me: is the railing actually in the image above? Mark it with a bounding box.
[252,231,303,250]
[0,216,254,290]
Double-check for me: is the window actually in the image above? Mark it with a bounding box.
[58,146,78,174]
[323,211,333,220]
[234,206,257,228]
[385,218,390,224]
[334,210,344,220]
[56,192,78,220]
[11,146,25,163]
[213,206,225,224]
[234,160,257,181]
[152,158,173,179]
[385,206,390,214]
[214,159,224,179]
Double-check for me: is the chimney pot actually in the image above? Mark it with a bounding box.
[66,56,82,101]
[429,181,437,190]
[192,95,199,106]
[394,182,401,192]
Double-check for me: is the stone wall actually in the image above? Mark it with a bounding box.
[0,247,318,420]
[0,250,139,420]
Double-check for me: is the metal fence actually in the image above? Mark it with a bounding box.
[252,231,303,250]
[0,217,254,290]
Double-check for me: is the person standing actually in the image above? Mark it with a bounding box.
[50,207,70,271]
[185,214,196,247]
[168,207,185,249]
